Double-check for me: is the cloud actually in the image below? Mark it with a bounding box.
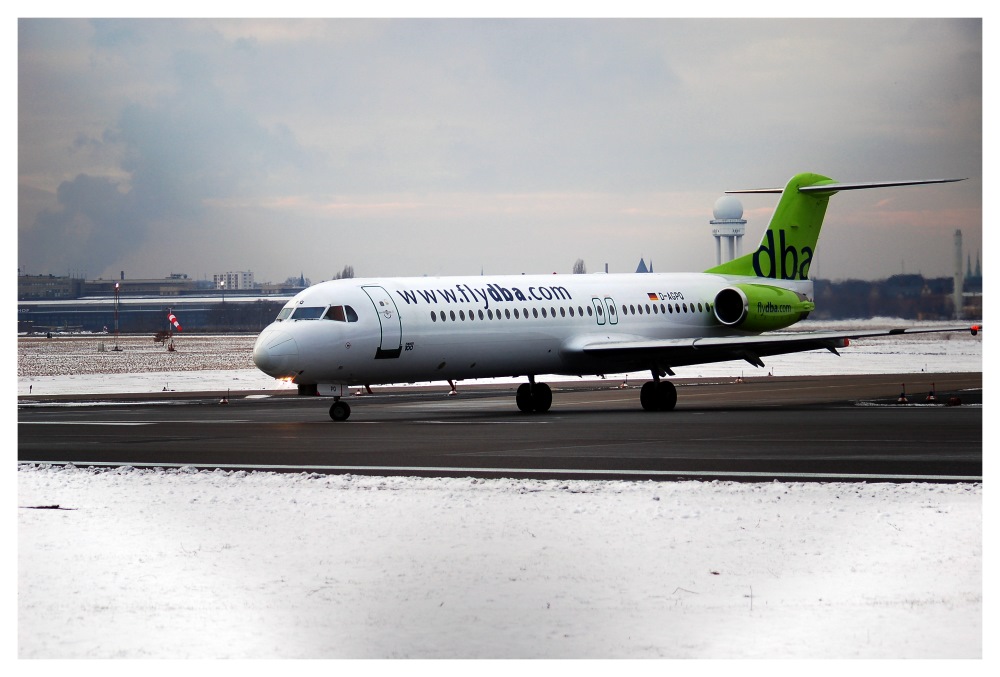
[17,18,981,282]
[21,30,311,276]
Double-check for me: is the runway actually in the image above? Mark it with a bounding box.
[18,372,982,482]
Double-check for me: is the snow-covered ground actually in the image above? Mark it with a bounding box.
[18,468,983,659]
[17,321,986,658]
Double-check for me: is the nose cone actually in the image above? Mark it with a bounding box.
[252,327,299,378]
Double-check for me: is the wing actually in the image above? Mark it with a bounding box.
[577,325,981,373]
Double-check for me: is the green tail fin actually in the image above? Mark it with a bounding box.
[706,172,835,280]
[705,173,966,280]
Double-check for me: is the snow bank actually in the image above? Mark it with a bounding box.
[19,465,982,658]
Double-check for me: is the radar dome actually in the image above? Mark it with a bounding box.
[713,195,744,220]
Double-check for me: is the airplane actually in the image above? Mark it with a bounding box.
[252,172,980,421]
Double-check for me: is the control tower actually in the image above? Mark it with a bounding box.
[711,195,746,266]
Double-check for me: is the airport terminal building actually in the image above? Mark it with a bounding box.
[17,295,289,334]
[18,274,293,334]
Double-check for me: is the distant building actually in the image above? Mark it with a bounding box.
[214,271,255,290]
[635,258,653,273]
[17,274,84,300]
[84,274,198,296]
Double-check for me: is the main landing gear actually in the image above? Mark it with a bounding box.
[640,379,677,411]
[329,398,351,421]
[515,378,552,413]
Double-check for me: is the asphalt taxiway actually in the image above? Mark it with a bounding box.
[18,372,982,482]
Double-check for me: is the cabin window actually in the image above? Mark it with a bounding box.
[660,303,666,314]
[560,307,566,317]
[431,311,437,322]
[450,311,457,321]
[652,304,659,314]
[698,302,704,313]
[667,304,673,314]
[533,308,539,318]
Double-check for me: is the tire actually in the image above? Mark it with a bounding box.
[515,383,533,412]
[640,381,658,411]
[656,381,677,411]
[330,400,351,421]
[640,381,677,411]
[531,382,552,413]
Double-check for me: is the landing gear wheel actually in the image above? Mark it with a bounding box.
[640,381,677,411]
[515,382,552,413]
[330,400,351,421]
[516,383,533,412]
[640,382,657,411]
[531,382,552,413]
[657,380,677,411]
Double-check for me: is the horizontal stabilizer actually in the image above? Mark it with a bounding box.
[727,177,966,195]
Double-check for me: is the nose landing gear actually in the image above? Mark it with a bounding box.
[330,398,351,421]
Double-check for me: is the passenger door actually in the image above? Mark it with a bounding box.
[362,285,402,359]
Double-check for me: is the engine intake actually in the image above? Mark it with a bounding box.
[714,283,815,332]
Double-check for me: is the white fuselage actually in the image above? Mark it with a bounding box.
[252,272,809,387]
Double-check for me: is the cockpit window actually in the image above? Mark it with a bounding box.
[276,307,293,321]
[324,305,359,322]
[290,306,326,320]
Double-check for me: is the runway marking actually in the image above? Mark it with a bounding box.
[20,421,154,426]
[416,420,547,425]
[17,460,981,482]
[21,420,253,425]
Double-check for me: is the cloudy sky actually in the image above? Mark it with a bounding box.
[17,16,982,284]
